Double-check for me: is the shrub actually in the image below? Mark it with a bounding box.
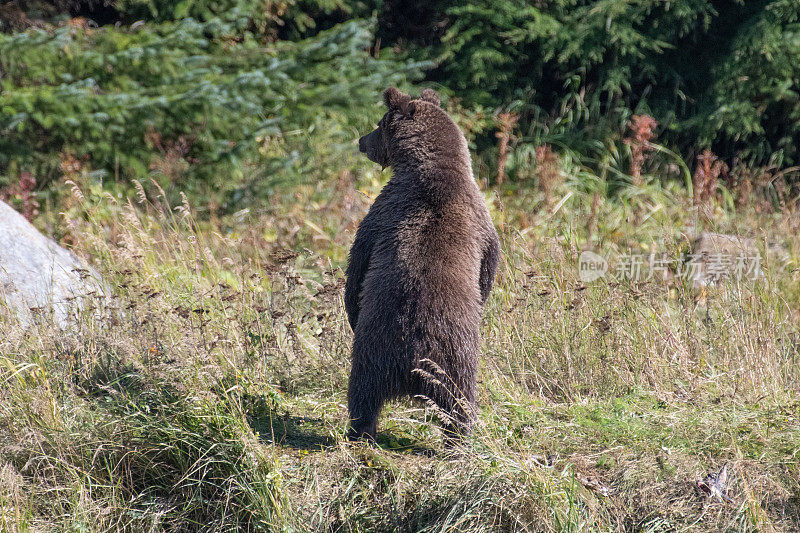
[383,0,800,170]
[0,17,426,208]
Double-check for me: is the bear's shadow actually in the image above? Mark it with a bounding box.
[248,409,435,456]
[249,410,335,451]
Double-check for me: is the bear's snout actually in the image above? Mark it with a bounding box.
[358,127,388,168]
[358,129,378,154]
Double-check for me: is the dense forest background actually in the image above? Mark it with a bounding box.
[1,0,799,219]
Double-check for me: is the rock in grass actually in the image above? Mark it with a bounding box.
[687,232,761,287]
[0,200,106,328]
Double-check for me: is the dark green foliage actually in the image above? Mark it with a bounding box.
[114,0,360,40]
[686,0,800,166]
[2,0,799,204]
[384,0,800,167]
[0,16,425,203]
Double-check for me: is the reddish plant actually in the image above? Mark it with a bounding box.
[623,114,658,185]
[534,144,561,205]
[59,153,84,176]
[692,149,728,206]
[145,129,197,184]
[0,2,31,31]
[0,172,40,221]
[65,17,95,31]
[587,191,601,237]
[495,112,518,185]
[728,162,754,209]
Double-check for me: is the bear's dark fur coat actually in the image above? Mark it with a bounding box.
[346,87,500,441]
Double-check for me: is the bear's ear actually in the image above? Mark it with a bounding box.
[383,87,415,117]
[419,88,441,107]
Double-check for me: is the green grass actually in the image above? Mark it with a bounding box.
[1,166,799,531]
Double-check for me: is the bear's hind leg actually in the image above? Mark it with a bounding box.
[423,364,477,446]
[347,368,384,442]
[439,395,477,446]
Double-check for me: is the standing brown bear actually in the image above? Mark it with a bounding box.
[345,87,499,443]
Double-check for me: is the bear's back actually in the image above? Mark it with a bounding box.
[358,175,486,337]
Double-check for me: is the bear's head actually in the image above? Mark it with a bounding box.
[359,87,460,170]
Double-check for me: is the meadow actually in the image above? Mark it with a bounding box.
[1,1,800,530]
[1,153,799,530]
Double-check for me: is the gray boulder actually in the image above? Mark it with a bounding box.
[0,200,106,327]
[687,232,761,287]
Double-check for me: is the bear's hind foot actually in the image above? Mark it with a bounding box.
[347,425,377,443]
[441,422,473,449]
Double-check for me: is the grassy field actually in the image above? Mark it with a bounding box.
[1,162,799,531]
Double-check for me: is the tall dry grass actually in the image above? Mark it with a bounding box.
[1,173,799,531]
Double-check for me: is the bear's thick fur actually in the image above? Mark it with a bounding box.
[345,87,500,442]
